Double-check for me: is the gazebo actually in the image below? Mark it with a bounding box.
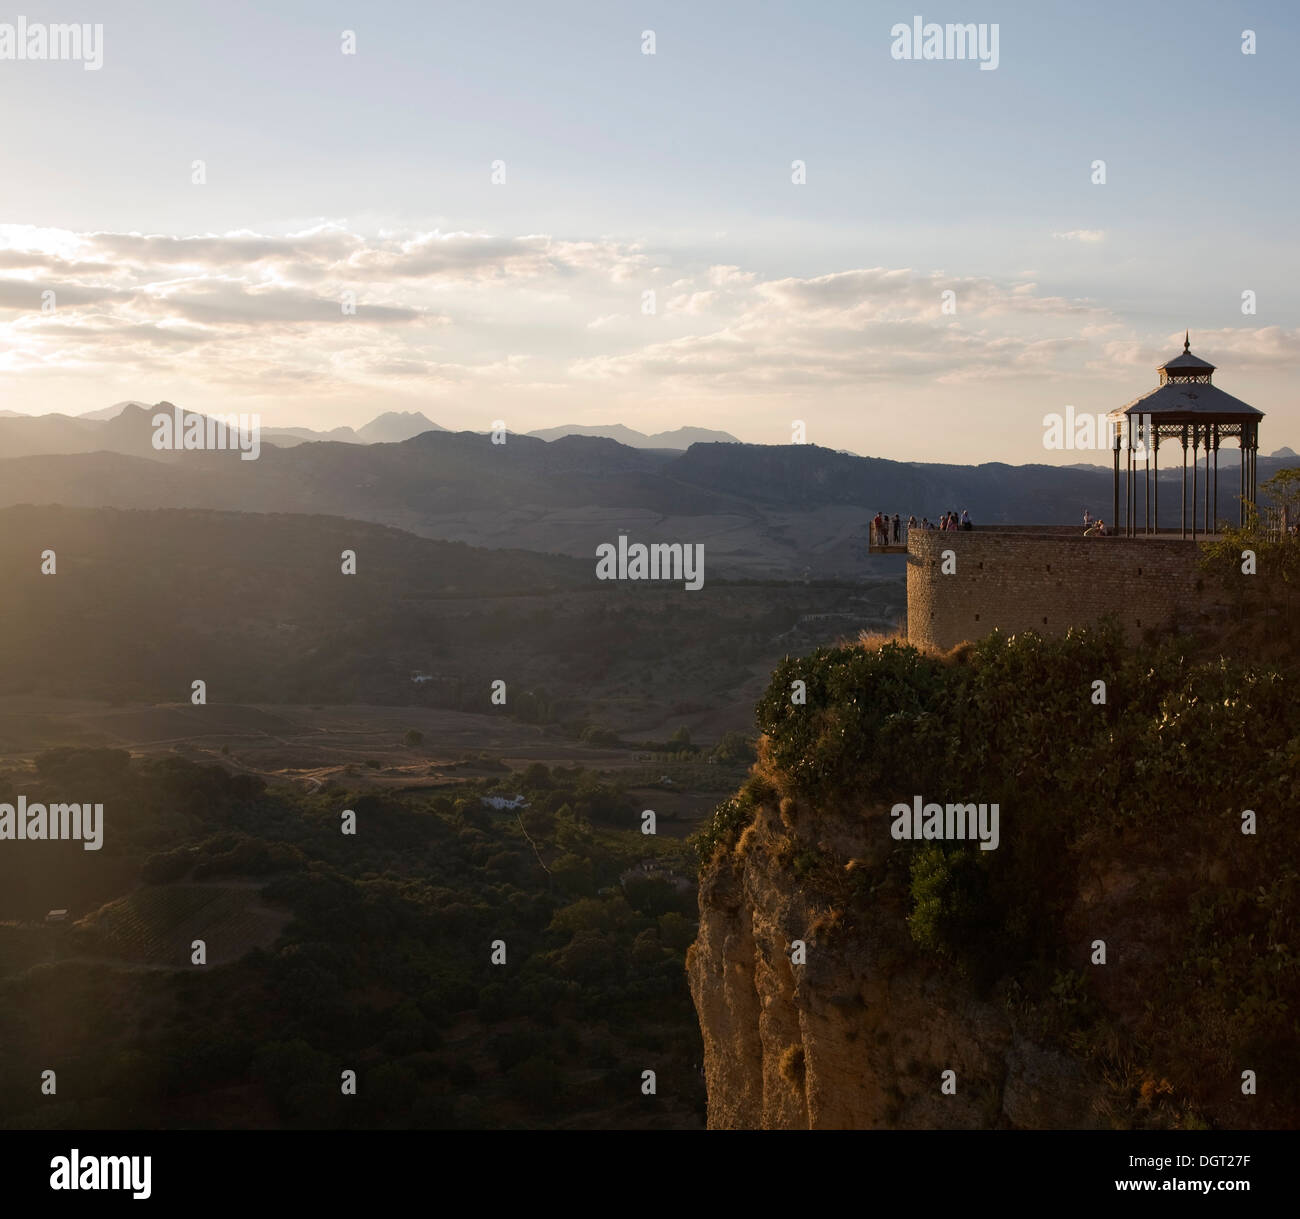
[1108,334,1264,539]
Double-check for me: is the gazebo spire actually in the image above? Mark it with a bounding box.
[1184,329,1190,353]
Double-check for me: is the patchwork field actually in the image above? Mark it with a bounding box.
[73,883,290,968]
[0,696,746,828]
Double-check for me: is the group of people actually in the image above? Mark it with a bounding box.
[1082,508,1109,536]
[870,509,971,547]
[869,505,1122,543]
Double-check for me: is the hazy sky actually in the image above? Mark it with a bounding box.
[1,0,1297,461]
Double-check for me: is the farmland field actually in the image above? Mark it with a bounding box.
[75,884,289,967]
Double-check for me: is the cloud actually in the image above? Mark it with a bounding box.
[0,222,1136,419]
[146,280,428,326]
[1176,325,1300,366]
[571,265,1106,390]
[86,229,357,269]
[0,278,130,311]
[1086,327,1300,380]
[1053,230,1106,243]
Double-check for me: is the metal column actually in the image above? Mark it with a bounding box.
[1181,428,1188,540]
[1203,434,1211,536]
[1153,432,1159,534]
[1240,434,1246,526]
[1191,426,1199,541]
[1144,437,1150,535]
[1113,436,1120,536]
[1212,426,1219,533]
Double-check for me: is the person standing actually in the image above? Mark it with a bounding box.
[892,513,901,543]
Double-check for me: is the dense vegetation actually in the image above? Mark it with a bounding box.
[0,751,704,1129]
[1202,468,1300,644]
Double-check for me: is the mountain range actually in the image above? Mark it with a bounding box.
[524,423,740,448]
[0,403,739,455]
[0,401,1292,581]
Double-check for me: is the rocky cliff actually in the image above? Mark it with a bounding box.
[688,785,1098,1128]
[687,626,1299,1130]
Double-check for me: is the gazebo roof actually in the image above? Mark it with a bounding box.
[1159,350,1216,372]
[1109,380,1263,421]
[1107,335,1264,424]
[1158,332,1215,373]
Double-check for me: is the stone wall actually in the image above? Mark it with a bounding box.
[906,526,1230,650]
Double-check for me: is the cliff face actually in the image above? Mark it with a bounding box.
[688,792,1097,1129]
[688,626,1299,1131]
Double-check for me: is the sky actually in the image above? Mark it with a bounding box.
[0,0,1297,463]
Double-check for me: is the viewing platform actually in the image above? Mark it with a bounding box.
[871,524,1235,554]
[893,340,1279,649]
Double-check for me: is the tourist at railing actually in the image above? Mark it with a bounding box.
[874,511,976,545]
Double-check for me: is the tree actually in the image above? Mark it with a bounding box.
[1262,466,1300,536]
[711,731,757,764]
[521,762,552,789]
[1201,465,1300,624]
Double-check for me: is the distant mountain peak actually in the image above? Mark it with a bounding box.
[356,411,445,443]
[77,400,153,421]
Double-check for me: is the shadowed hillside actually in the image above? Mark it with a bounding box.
[0,505,902,736]
[3,425,1293,580]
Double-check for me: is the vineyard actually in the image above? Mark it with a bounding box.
[74,884,289,967]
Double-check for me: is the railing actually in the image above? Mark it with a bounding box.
[1262,507,1292,542]
[866,527,908,553]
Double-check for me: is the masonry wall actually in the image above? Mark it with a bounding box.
[906,527,1229,651]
